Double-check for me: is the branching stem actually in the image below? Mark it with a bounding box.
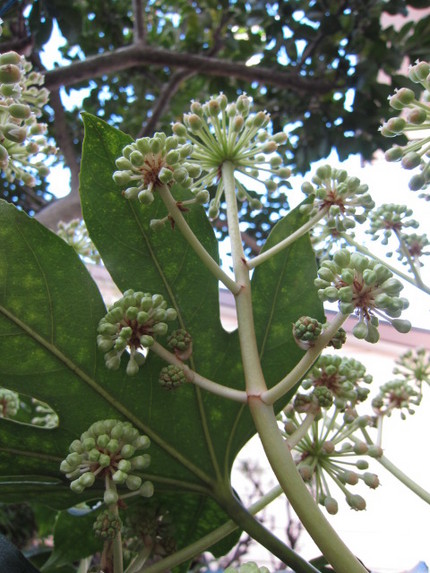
[158,185,241,294]
[151,341,248,402]
[247,207,329,270]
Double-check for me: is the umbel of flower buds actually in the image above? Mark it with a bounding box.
[315,249,411,342]
[158,365,187,390]
[0,50,55,186]
[97,289,177,375]
[60,419,153,505]
[113,132,204,206]
[302,354,372,409]
[300,165,375,232]
[172,93,291,218]
[382,60,430,193]
[283,405,379,514]
[372,379,422,420]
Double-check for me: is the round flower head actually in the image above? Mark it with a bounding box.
[60,419,152,505]
[158,365,187,390]
[382,60,430,194]
[395,232,430,268]
[113,131,199,206]
[393,348,430,388]
[372,379,422,420]
[302,355,372,409]
[283,404,378,514]
[315,249,411,342]
[167,328,193,360]
[292,316,323,350]
[97,289,177,375]
[128,505,177,557]
[367,203,419,245]
[0,50,55,186]
[172,93,290,218]
[300,165,375,232]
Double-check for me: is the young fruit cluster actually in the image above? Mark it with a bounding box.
[292,316,323,349]
[300,165,374,232]
[283,405,380,514]
[97,290,177,375]
[172,93,291,218]
[167,328,193,360]
[0,50,55,185]
[382,60,430,193]
[301,355,372,409]
[158,365,187,390]
[316,249,411,342]
[60,419,153,505]
[93,510,122,540]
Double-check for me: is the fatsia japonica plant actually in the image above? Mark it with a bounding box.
[1,20,430,572]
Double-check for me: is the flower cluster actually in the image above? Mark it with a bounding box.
[393,348,430,389]
[283,405,381,513]
[300,165,374,232]
[292,316,323,350]
[0,387,19,418]
[158,365,187,390]
[167,328,193,360]
[30,398,59,428]
[316,249,411,342]
[301,355,372,409]
[367,203,419,245]
[396,232,430,268]
[60,419,153,505]
[93,509,122,540]
[172,93,290,218]
[113,132,207,209]
[97,290,177,375]
[57,219,101,265]
[292,316,347,350]
[382,60,430,193]
[372,380,422,420]
[0,50,55,186]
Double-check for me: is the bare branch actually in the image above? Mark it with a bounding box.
[138,69,195,137]
[48,89,80,196]
[44,44,334,94]
[132,0,146,44]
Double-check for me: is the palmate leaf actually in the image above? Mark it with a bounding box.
[0,112,322,567]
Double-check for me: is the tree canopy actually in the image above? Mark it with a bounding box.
[1,0,430,240]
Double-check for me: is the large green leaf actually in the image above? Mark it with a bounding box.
[0,113,323,566]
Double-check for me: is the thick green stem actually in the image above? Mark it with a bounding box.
[222,161,266,395]
[158,184,240,294]
[360,429,430,504]
[342,234,430,295]
[221,160,365,572]
[262,312,348,405]
[249,398,368,573]
[247,208,329,270]
[151,341,247,402]
[140,484,289,573]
